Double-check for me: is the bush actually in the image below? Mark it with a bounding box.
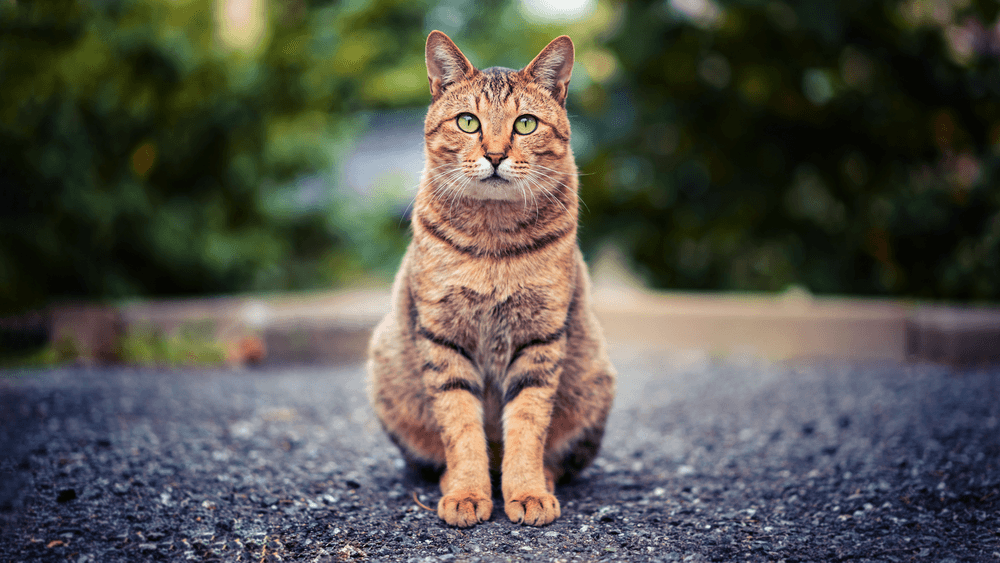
[574,0,1000,300]
[0,0,433,313]
[2,0,998,311]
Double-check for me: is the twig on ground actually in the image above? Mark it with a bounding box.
[412,491,434,511]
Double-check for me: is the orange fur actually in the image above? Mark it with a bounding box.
[367,31,615,527]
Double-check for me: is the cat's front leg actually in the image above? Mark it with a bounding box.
[421,345,493,527]
[501,339,564,526]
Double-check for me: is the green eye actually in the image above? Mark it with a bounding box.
[514,115,537,135]
[456,113,480,133]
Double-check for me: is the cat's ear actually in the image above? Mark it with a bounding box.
[523,36,574,105]
[426,30,476,101]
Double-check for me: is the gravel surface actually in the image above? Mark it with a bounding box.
[2,351,999,562]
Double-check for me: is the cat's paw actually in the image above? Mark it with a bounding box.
[505,491,561,526]
[437,492,493,527]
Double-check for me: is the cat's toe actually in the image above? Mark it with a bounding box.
[505,492,561,526]
[438,493,492,527]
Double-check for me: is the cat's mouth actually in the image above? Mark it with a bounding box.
[460,169,520,201]
[482,171,509,183]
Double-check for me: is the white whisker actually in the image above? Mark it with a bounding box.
[425,166,466,185]
[425,167,468,215]
[401,164,466,226]
[526,171,569,210]
[443,170,471,217]
[527,167,590,215]
[455,175,474,215]
[523,172,570,217]
[516,177,542,223]
[531,162,593,177]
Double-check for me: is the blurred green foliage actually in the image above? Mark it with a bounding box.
[0,0,437,313]
[116,322,227,366]
[1,0,999,314]
[578,0,1000,300]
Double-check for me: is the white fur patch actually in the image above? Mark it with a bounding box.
[534,55,563,87]
[460,157,521,201]
[435,44,464,83]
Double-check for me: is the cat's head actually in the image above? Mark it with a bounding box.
[422,31,575,202]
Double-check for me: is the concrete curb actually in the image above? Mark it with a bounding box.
[2,288,998,366]
[591,287,911,362]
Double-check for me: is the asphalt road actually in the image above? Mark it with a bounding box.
[1,350,998,562]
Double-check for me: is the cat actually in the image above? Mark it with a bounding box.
[367,30,615,528]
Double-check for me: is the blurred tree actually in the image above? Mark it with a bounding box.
[0,0,434,313]
[2,0,998,314]
[0,0,620,314]
[575,0,1000,300]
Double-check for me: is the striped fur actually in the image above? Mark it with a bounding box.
[368,31,615,528]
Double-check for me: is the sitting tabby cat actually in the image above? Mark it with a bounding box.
[367,31,615,528]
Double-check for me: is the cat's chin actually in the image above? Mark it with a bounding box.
[459,178,524,202]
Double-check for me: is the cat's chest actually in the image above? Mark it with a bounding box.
[416,274,566,374]
[467,291,541,378]
[410,230,576,373]
[431,281,552,339]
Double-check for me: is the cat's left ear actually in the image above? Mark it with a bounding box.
[523,36,574,105]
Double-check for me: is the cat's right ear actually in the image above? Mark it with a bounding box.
[426,31,476,101]
[523,36,574,106]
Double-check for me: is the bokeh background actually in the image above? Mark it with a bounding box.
[3,0,1000,318]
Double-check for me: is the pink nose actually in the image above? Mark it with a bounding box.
[486,153,506,167]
